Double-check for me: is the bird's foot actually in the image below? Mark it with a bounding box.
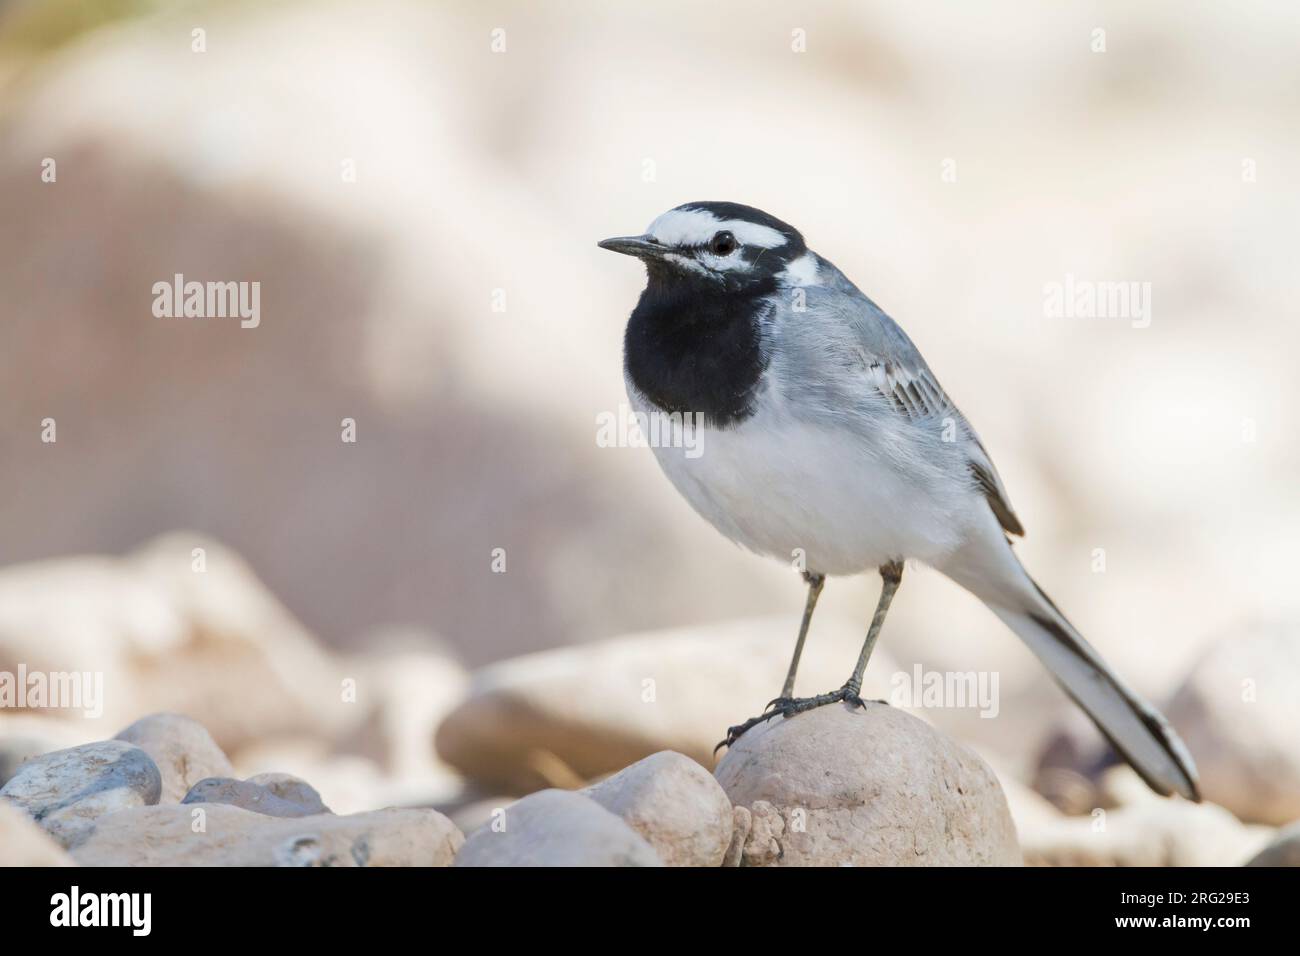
[714,709,783,754]
[714,684,876,754]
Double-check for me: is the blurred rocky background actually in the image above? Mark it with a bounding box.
[1,0,1298,864]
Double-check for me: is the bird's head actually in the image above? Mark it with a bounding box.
[598,201,814,292]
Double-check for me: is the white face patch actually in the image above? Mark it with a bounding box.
[661,251,717,278]
[697,250,743,272]
[647,207,788,251]
[779,252,821,286]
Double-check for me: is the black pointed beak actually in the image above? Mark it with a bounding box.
[597,234,668,260]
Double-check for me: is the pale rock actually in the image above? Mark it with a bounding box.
[1022,799,1273,867]
[330,643,468,807]
[715,703,1021,866]
[0,741,161,848]
[722,805,751,868]
[71,804,462,866]
[0,713,102,787]
[1165,621,1300,825]
[740,800,786,867]
[1245,822,1300,867]
[334,643,468,778]
[182,777,325,818]
[436,616,898,792]
[0,802,76,866]
[0,535,353,753]
[1097,764,1165,808]
[455,789,662,867]
[441,793,516,837]
[124,535,355,749]
[115,713,234,803]
[583,751,733,866]
[991,762,1067,837]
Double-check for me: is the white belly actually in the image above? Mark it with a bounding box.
[630,390,974,576]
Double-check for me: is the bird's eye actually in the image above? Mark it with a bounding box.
[708,231,737,256]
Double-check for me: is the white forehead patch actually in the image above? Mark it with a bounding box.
[647,207,788,250]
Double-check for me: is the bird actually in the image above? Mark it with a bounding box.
[598,200,1200,801]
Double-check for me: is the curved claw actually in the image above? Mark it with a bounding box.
[714,707,787,754]
[764,696,793,713]
[713,727,745,756]
[713,724,745,755]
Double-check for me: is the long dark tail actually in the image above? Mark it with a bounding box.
[941,520,1200,801]
[989,576,1200,801]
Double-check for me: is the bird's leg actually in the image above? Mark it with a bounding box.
[716,562,904,754]
[769,571,825,707]
[842,560,903,698]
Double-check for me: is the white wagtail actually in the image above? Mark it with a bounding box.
[599,201,1199,801]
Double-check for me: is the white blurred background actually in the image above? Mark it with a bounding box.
[1,0,1297,843]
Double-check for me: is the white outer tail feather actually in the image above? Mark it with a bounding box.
[989,587,1200,802]
[937,510,1200,801]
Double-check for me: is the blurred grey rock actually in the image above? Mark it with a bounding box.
[1032,710,1111,812]
[0,740,161,848]
[436,617,897,792]
[0,802,75,866]
[71,804,462,866]
[246,773,331,815]
[583,751,732,866]
[0,740,38,790]
[115,713,234,803]
[715,703,1021,866]
[1245,822,1300,867]
[1166,621,1300,825]
[181,777,325,818]
[455,789,661,867]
